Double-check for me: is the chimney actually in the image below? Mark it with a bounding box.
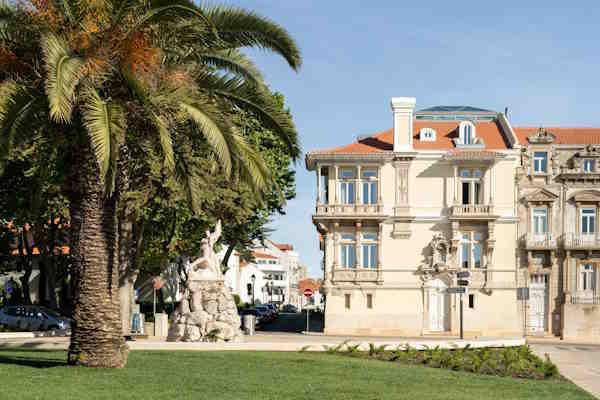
[391,97,416,152]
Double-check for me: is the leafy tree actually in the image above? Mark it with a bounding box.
[0,0,300,368]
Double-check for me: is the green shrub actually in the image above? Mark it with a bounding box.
[329,344,560,380]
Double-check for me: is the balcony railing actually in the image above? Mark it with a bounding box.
[450,204,495,218]
[332,268,379,283]
[314,203,385,218]
[521,233,558,249]
[570,295,600,305]
[562,233,600,249]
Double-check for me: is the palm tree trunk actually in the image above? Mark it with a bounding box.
[67,142,128,368]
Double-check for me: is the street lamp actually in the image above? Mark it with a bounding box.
[251,274,256,306]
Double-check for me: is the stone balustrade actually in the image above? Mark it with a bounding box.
[450,204,495,219]
[314,203,385,219]
[521,233,558,249]
[562,233,600,249]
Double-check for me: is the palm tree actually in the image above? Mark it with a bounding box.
[0,0,301,367]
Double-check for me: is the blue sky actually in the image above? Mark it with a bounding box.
[226,1,600,277]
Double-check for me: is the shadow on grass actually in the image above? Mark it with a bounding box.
[0,349,66,368]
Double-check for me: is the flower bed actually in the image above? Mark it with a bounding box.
[320,343,559,380]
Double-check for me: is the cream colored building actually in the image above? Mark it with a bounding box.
[306,99,522,338]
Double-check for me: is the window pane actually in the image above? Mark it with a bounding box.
[371,245,377,268]
[474,182,481,204]
[473,244,482,268]
[460,170,471,178]
[362,170,377,178]
[461,243,470,268]
[340,169,355,179]
[362,232,377,241]
[462,182,470,205]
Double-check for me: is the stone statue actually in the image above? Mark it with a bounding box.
[186,220,223,281]
[168,221,243,343]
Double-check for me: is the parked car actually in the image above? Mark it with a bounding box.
[264,303,278,316]
[254,305,275,322]
[0,306,71,332]
[281,304,298,313]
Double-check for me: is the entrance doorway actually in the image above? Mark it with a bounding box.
[427,279,449,332]
[528,274,548,334]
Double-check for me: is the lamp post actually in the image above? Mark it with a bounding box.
[251,274,256,306]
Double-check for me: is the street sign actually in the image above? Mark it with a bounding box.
[517,287,530,300]
[457,271,470,279]
[447,287,466,294]
[457,279,469,286]
[303,288,314,298]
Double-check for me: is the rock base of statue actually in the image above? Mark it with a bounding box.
[167,279,243,343]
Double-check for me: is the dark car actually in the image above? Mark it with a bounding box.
[254,305,274,322]
[281,304,298,313]
[0,306,71,331]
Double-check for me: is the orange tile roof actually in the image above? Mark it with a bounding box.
[514,127,600,145]
[272,243,293,251]
[311,120,510,154]
[252,251,277,260]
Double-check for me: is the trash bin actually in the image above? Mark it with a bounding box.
[243,314,256,335]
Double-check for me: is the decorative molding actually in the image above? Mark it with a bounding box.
[523,188,558,203]
[527,127,556,144]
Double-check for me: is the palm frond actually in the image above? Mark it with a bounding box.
[0,80,40,160]
[41,33,85,123]
[179,100,232,175]
[230,133,270,191]
[205,5,301,70]
[81,87,125,192]
[151,113,176,173]
[198,49,264,85]
[196,74,300,159]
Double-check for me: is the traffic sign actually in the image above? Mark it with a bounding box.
[303,288,314,298]
[457,271,470,279]
[447,287,466,294]
[457,279,469,286]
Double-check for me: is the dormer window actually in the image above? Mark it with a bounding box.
[459,121,475,145]
[419,127,436,142]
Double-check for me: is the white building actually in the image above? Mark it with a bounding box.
[224,240,307,307]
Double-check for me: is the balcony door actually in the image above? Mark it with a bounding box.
[577,263,597,301]
[459,169,483,205]
[531,208,548,241]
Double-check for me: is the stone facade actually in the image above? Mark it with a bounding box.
[307,98,600,340]
[516,129,600,340]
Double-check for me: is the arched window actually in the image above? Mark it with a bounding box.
[459,121,476,145]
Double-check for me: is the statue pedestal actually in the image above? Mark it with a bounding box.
[167,279,243,342]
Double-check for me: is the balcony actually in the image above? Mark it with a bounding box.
[521,233,558,250]
[562,233,600,250]
[313,203,386,220]
[449,204,496,220]
[332,268,379,283]
[570,295,600,305]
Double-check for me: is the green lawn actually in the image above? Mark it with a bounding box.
[0,350,594,400]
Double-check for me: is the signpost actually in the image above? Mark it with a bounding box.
[455,271,470,340]
[152,277,164,336]
[303,288,314,333]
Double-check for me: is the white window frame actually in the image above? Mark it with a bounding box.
[361,169,378,205]
[533,151,548,174]
[340,233,356,269]
[339,168,356,205]
[579,264,596,293]
[419,127,437,142]
[580,207,596,237]
[532,207,548,237]
[459,169,483,205]
[459,121,476,145]
[361,232,378,269]
[459,232,484,269]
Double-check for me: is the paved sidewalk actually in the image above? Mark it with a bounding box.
[531,343,600,399]
[0,333,524,352]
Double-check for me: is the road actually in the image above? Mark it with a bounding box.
[531,343,600,398]
[258,311,324,333]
